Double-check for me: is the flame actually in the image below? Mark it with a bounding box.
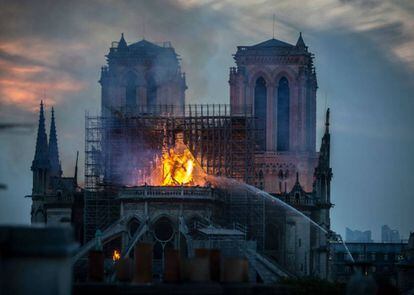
[162,147,195,185]
[112,249,121,261]
[149,132,205,186]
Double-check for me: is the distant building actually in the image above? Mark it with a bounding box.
[330,241,406,284]
[345,227,373,242]
[382,225,401,243]
[397,232,414,292]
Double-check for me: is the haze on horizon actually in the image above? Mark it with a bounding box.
[0,0,413,241]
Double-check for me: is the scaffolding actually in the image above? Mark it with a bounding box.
[84,104,261,241]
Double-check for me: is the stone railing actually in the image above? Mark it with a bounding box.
[118,186,217,201]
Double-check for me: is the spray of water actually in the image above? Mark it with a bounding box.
[205,174,355,263]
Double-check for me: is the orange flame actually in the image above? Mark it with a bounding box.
[149,132,205,186]
[112,249,121,261]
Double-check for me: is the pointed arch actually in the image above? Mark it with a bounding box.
[254,77,267,150]
[272,69,296,87]
[277,77,290,151]
[248,69,272,87]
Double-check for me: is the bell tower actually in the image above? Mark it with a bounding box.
[230,33,318,192]
[100,33,187,117]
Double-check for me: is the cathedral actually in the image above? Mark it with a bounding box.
[28,32,333,281]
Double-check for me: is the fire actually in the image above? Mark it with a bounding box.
[162,147,195,186]
[112,249,121,261]
[149,132,205,186]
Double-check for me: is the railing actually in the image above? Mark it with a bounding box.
[119,186,216,200]
[279,195,315,206]
[110,41,173,51]
[112,104,253,118]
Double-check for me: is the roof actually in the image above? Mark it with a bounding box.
[251,38,295,49]
[111,37,177,61]
[128,39,163,51]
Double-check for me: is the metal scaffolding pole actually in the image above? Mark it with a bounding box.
[84,104,260,242]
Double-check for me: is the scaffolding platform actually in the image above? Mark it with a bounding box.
[84,104,262,242]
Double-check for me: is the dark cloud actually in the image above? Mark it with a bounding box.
[0,49,47,67]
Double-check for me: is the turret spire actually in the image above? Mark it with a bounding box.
[317,108,331,172]
[118,33,128,50]
[32,101,49,170]
[49,107,62,177]
[325,108,330,134]
[296,32,307,50]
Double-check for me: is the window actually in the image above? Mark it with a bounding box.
[298,238,302,247]
[254,77,267,150]
[277,77,290,151]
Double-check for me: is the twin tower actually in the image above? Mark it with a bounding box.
[31,101,62,195]
[100,33,321,194]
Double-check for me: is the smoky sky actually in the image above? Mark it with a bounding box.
[0,0,413,240]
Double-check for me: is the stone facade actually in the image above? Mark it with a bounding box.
[118,186,224,255]
[100,34,186,117]
[230,35,331,279]
[230,35,318,193]
[331,241,407,284]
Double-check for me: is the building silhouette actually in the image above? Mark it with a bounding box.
[346,227,373,243]
[382,225,401,243]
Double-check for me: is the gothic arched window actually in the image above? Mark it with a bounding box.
[254,77,267,150]
[125,72,137,108]
[277,77,290,151]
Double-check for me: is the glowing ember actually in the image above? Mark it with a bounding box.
[150,132,205,186]
[112,249,121,261]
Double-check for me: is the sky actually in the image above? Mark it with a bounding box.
[0,0,413,241]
